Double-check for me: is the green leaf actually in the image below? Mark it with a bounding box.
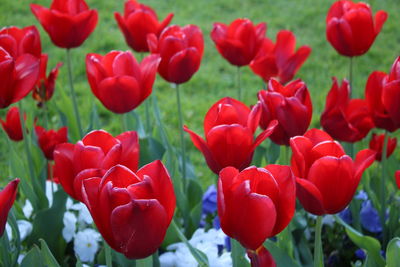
[112,250,136,267]
[0,232,12,267]
[27,190,67,262]
[39,239,60,267]
[136,256,153,267]
[334,215,385,267]
[386,237,400,267]
[20,246,43,267]
[264,240,301,267]
[139,136,166,167]
[232,239,250,267]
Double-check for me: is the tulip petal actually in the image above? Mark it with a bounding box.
[73,168,104,202]
[116,131,140,172]
[374,10,388,35]
[184,125,220,174]
[308,155,356,214]
[252,120,278,151]
[167,47,201,84]
[218,166,240,232]
[139,54,160,100]
[354,149,376,180]
[0,179,19,236]
[296,177,325,215]
[136,160,175,222]
[265,165,296,236]
[54,143,76,198]
[111,199,168,259]
[101,165,140,188]
[82,130,119,154]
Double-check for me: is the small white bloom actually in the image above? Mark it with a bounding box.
[322,215,335,227]
[62,211,77,242]
[17,254,25,264]
[46,181,58,206]
[65,198,74,210]
[74,229,101,263]
[22,200,33,219]
[5,223,12,240]
[159,251,176,267]
[70,203,93,225]
[17,220,33,241]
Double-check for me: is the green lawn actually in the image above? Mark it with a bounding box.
[1,0,399,187]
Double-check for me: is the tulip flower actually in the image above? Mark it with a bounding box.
[321,78,374,143]
[0,26,42,108]
[258,79,312,146]
[326,0,387,57]
[218,165,295,262]
[250,30,311,84]
[86,51,160,114]
[82,161,175,259]
[115,0,173,52]
[0,26,41,58]
[30,0,98,49]
[395,171,400,190]
[147,24,204,84]
[247,246,277,267]
[35,125,68,160]
[53,130,139,202]
[211,18,266,67]
[184,97,277,174]
[369,133,397,162]
[0,107,25,141]
[0,178,19,237]
[290,129,376,215]
[365,57,400,132]
[32,54,63,106]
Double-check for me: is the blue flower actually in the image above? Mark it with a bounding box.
[202,184,217,215]
[339,208,352,225]
[355,249,366,260]
[360,200,382,233]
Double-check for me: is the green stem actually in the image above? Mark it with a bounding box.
[175,84,187,189]
[314,216,324,267]
[18,102,35,184]
[121,113,128,131]
[349,57,353,97]
[66,49,83,138]
[105,241,112,267]
[237,67,242,101]
[145,99,151,135]
[380,132,389,247]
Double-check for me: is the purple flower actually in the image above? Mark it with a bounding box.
[360,200,382,233]
[202,184,217,215]
[339,208,352,225]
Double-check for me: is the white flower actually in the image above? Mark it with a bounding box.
[17,254,25,264]
[62,211,77,242]
[70,203,93,225]
[22,200,33,219]
[46,181,58,206]
[74,229,101,263]
[17,220,32,241]
[66,198,74,210]
[5,223,12,240]
[161,228,232,267]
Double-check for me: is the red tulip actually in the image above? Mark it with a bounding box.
[0,179,19,237]
[395,171,400,190]
[30,0,98,49]
[82,161,175,259]
[53,130,139,202]
[218,165,295,251]
[147,24,204,84]
[321,78,374,143]
[32,54,62,106]
[86,51,160,114]
[0,107,25,141]
[258,79,312,146]
[290,129,376,215]
[369,133,397,162]
[211,18,266,67]
[365,57,400,132]
[35,125,68,160]
[184,97,277,174]
[326,0,387,57]
[0,26,41,108]
[250,30,311,84]
[115,0,173,52]
[247,247,276,267]
[0,26,41,58]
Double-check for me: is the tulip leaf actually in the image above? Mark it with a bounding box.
[386,237,400,267]
[139,136,165,167]
[20,246,42,267]
[86,103,101,132]
[27,190,67,262]
[136,256,153,267]
[334,215,385,267]
[55,85,79,141]
[0,232,12,267]
[39,239,60,267]
[232,239,250,267]
[264,240,301,267]
[129,110,146,138]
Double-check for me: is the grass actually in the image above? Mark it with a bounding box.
[1,0,400,188]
